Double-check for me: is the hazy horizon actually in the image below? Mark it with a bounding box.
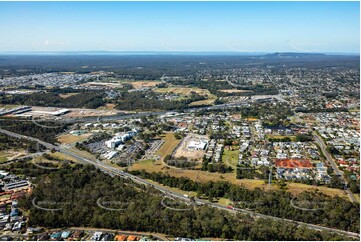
[0,50,359,56]
[0,1,359,53]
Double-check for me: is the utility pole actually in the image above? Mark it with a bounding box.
[268,165,273,185]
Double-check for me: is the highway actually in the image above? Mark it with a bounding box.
[0,127,359,239]
[60,101,250,124]
[313,132,358,203]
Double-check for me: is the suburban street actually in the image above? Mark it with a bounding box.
[313,132,358,203]
[0,127,359,239]
[2,227,168,241]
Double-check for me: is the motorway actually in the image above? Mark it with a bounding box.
[0,127,359,239]
[313,132,358,203]
[61,101,250,124]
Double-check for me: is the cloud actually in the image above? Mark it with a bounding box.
[43,40,64,47]
[30,39,67,51]
[287,39,312,52]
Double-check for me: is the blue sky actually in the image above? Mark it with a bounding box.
[0,1,359,53]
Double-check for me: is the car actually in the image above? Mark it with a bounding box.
[12,222,22,231]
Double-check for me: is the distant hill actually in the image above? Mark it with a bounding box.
[264,52,327,58]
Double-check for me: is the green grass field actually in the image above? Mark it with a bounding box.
[0,156,7,163]
[222,149,239,169]
[156,133,181,160]
[266,134,297,141]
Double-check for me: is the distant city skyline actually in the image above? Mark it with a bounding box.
[0,1,359,53]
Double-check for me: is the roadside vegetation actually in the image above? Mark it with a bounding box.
[0,90,106,109]
[0,118,67,143]
[5,162,356,240]
[131,170,360,233]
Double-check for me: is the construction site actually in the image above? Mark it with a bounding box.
[173,134,209,161]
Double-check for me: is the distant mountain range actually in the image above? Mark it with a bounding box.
[264,52,327,58]
[0,51,358,56]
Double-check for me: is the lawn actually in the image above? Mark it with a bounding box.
[50,152,80,163]
[57,134,91,144]
[266,135,297,141]
[68,147,96,160]
[222,149,239,169]
[156,133,181,160]
[217,197,232,206]
[0,156,7,163]
[131,159,162,173]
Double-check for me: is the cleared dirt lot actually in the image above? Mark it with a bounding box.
[128,81,162,89]
[189,99,215,106]
[17,106,121,118]
[173,134,208,161]
[59,93,78,98]
[154,87,216,99]
[80,82,123,89]
[63,108,119,117]
[97,103,117,110]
